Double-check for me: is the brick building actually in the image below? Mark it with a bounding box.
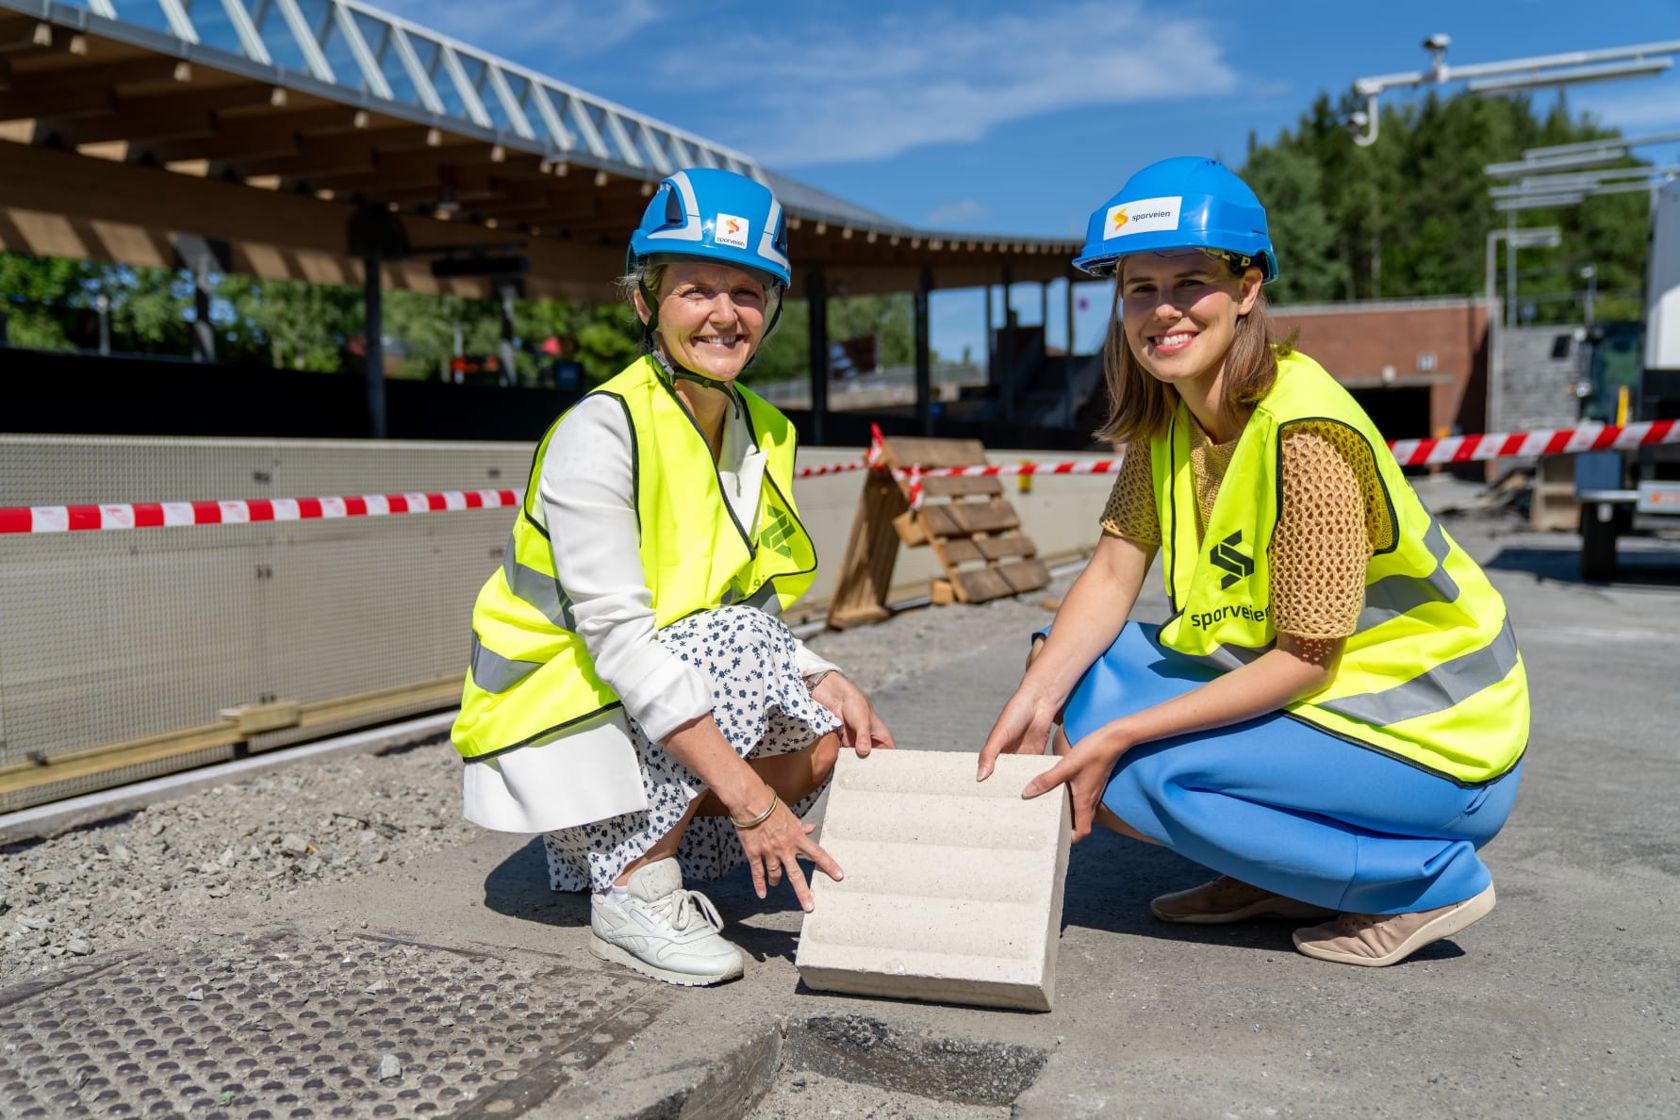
[1270,296,1492,442]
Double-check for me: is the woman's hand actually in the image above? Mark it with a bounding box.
[734,792,843,912]
[1021,727,1130,843]
[976,686,1059,781]
[809,673,895,756]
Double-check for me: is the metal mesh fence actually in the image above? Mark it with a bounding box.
[0,436,532,812]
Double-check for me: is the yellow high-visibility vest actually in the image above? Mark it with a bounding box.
[452,356,817,762]
[1150,351,1528,784]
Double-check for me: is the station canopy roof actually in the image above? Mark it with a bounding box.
[0,0,1081,301]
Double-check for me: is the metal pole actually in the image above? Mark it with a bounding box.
[1505,213,1518,326]
[1063,277,1076,428]
[999,263,1015,421]
[914,266,933,436]
[497,280,517,386]
[982,283,994,387]
[1485,229,1502,434]
[191,262,214,363]
[805,265,828,445]
[95,286,110,357]
[1582,265,1597,323]
[1491,228,1505,433]
[363,250,387,439]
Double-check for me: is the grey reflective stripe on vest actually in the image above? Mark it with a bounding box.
[1318,616,1519,727]
[718,580,781,613]
[1185,641,1271,672]
[503,540,577,631]
[470,632,543,693]
[1357,518,1459,631]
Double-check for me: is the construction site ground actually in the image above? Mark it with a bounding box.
[3,477,1677,1119]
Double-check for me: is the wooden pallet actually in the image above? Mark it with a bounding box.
[826,436,1049,627]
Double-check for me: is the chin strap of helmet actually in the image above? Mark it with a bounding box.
[650,347,736,395]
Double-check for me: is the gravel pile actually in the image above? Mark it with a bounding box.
[0,745,475,985]
[0,569,1077,989]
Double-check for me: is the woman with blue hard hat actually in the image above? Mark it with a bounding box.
[978,156,1527,967]
[452,167,894,986]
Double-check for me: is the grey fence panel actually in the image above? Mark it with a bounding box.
[0,437,533,812]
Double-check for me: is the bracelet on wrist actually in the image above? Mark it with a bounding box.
[730,792,779,830]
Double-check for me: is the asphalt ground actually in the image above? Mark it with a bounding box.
[3,485,1678,1118]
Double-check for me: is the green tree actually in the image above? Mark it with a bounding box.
[0,252,95,350]
[1240,145,1348,304]
[1243,88,1645,322]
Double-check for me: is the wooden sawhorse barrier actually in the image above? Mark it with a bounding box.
[826,436,1051,629]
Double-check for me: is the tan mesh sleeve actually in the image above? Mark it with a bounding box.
[1269,423,1377,640]
[1099,442,1161,546]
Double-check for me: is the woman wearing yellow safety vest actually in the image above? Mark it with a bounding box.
[979,157,1527,967]
[454,167,894,987]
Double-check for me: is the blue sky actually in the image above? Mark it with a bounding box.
[382,0,1680,363]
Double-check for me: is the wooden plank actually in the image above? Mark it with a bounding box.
[881,436,988,470]
[997,558,1052,593]
[951,567,1015,604]
[930,579,956,606]
[947,500,1020,534]
[891,508,927,547]
[826,469,910,629]
[920,475,1003,498]
[918,504,962,538]
[976,532,1037,560]
[934,537,983,565]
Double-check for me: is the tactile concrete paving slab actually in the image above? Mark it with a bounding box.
[796,750,1071,1011]
[0,929,668,1119]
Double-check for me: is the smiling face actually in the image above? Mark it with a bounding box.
[637,261,772,383]
[1118,250,1262,394]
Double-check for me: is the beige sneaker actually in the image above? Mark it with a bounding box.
[1151,875,1336,925]
[1292,884,1497,967]
[589,859,745,987]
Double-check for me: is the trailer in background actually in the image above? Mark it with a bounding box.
[1576,178,1680,580]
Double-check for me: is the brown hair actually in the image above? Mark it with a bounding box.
[1095,257,1290,446]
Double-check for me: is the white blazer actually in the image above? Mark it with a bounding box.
[462,391,836,833]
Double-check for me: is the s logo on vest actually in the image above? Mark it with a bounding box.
[761,505,799,559]
[1210,530,1253,589]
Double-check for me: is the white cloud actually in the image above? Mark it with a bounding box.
[379,0,658,56]
[926,199,990,226]
[662,2,1236,166]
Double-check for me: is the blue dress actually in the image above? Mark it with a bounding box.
[1062,622,1522,915]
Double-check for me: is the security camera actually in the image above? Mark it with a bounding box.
[1423,33,1451,51]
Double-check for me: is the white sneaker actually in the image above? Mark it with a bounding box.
[589,858,745,987]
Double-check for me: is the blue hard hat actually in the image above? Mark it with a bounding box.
[1072,156,1279,282]
[627,167,791,289]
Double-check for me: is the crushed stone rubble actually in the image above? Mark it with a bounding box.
[0,574,1074,988]
[0,745,477,984]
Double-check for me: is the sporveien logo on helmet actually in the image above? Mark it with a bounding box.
[714,214,750,250]
[1104,196,1182,240]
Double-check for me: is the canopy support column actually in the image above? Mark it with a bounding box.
[363,250,386,439]
[914,266,933,435]
[805,265,828,445]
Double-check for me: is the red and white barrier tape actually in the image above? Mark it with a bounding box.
[0,489,520,535]
[3,420,1673,534]
[1387,418,1676,466]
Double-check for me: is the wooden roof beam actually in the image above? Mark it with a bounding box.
[43,83,287,147]
[304,141,521,194]
[139,105,369,165]
[234,125,436,180]
[0,21,85,60]
[0,55,190,97]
